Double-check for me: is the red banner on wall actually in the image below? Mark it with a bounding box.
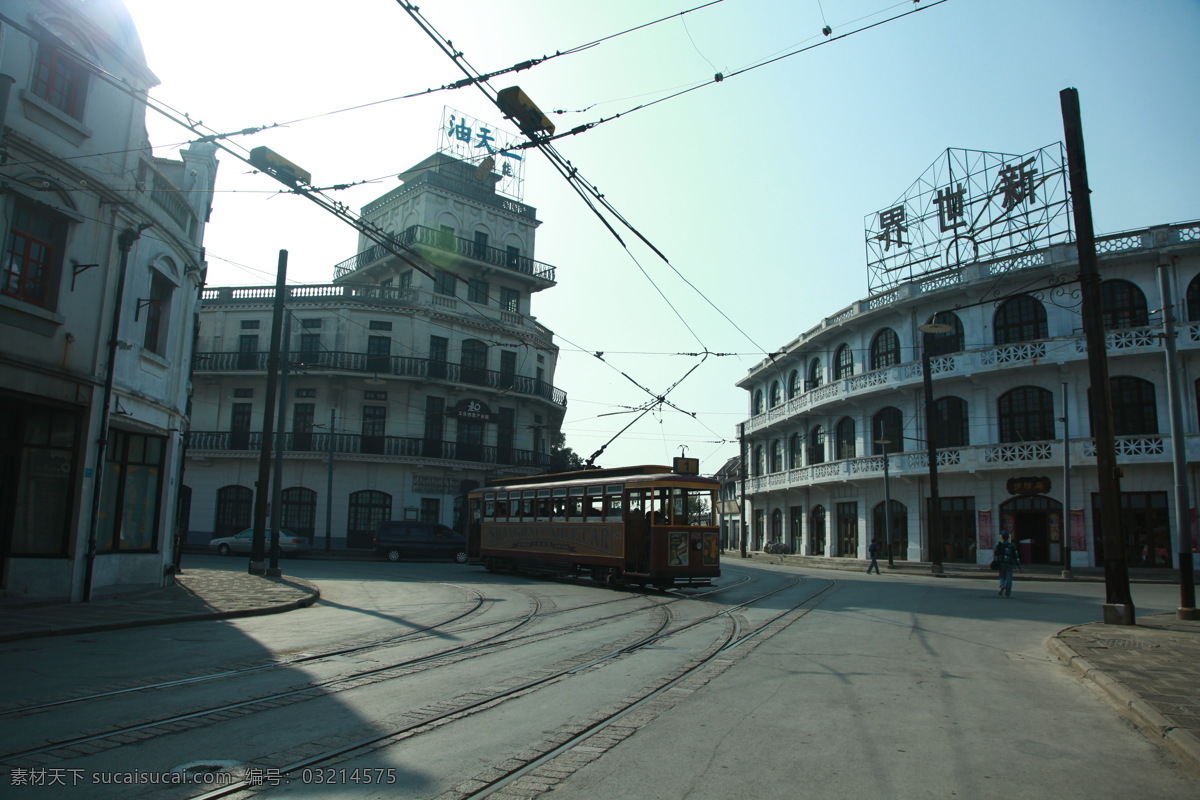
[977,510,993,550]
[1070,508,1087,551]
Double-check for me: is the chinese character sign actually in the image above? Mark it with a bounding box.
[865,145,1071,293]
[439,107,525,200]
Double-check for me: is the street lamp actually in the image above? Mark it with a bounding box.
[919,321,953,576]
[874,438,895,568]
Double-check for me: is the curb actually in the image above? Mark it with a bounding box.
[1045,633,1200,772]
[0,584,320,644]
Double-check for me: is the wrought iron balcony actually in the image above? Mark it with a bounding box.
[193,350,568,408]
[333,224,557,284]
[187,430,548,468]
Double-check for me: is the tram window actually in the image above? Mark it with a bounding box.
[605,494,624,521]
[626,490,646,520]
[484,498,496,518]
[552,488,568,519]
[522,491,536,519]
[536,489,551,520]
[582,496,601,519]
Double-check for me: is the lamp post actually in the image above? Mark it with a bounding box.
[919,321,953,576]
[875,439,895,568]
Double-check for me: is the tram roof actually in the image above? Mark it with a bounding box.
[479,465,717,492]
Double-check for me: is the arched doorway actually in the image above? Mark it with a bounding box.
[810,505,826,555]
[873,499,908,561]
[999,494,1064,565]
[281,487,317,540]
[214,485,252,538]
[770,508,783,549]
[347,490,391,549]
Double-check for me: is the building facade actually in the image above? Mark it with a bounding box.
[0,1,216,599]
[738,221,1200,570]
[185,153,566,549]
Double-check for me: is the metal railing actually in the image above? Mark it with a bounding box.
[193,350,568,407]
[332,224,557,283]
[188,430,548,468]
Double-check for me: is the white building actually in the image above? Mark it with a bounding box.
[0,1,216,599]
[185,153,566,549]
[738,218,1200,571]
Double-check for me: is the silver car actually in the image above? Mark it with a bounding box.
[209,529,310,556]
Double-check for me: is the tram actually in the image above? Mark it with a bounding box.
[466,458,721,588]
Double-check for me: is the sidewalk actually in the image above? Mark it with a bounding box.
[0,568,319,643]
[1047,614,1200,772]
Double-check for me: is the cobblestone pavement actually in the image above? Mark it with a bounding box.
[0,568,319,643]
[1047,614,1200,772]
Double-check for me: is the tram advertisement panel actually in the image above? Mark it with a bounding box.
[482,522,624,559]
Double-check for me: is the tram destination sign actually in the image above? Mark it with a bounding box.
[865,145,1072,294]
[439,106,526,201]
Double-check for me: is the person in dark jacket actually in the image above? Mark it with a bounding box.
[993,531,1020,598]
[866,540,881,574]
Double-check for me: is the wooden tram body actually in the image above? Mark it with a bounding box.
[467,462,720,588]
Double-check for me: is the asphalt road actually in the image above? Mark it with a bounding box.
[1,556,1193,799]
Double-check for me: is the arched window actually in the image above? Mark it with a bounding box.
[807,425,826,465]
[834,344,854,379]
[771,439,783,473]
[924,311,964,357]
[770,380,782,408]
[752,389,764,415]
[870,328,901,370]
[835,417,856,460]
[933,396,969,448]
[1187,274,1200,322]
[1108,376,1158,436]
[754,445,765,476]
[993,295,1047,344]
[789,432,804,468]
[788,369,802,399]
[214,485,253,539]
[808,358,823,390]
[347,490,391,549]
[998,387,1055,442]
[872,407,903,454]
[281,487,317,539]
[1100,279,1149,330]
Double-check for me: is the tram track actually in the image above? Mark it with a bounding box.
[2,570,752,724]
[170,575,834,799]
[0,586,682,764]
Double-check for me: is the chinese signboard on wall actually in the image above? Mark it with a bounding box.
[439,106,526,201]
[865,145,1072,294]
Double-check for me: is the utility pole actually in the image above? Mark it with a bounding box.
[84,223,151,601]
[1156,264,1198,619]
[325,408,336,553]
[1061,88,1134,624]
[267,310,292,576]
[250,250,288,575]
[739,423,748,559]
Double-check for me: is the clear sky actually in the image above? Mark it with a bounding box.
[120,0,1200,473]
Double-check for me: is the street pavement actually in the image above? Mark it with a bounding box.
[0,553,1195,774]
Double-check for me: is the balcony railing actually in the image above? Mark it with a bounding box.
[188,430,548,468]
[744,324,1177,436]
[333,225,557,284]
[744,435,1196,494]
[193,351,568,408]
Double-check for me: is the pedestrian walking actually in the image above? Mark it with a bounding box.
[992,532,1020,597]
[866,540,881,574]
